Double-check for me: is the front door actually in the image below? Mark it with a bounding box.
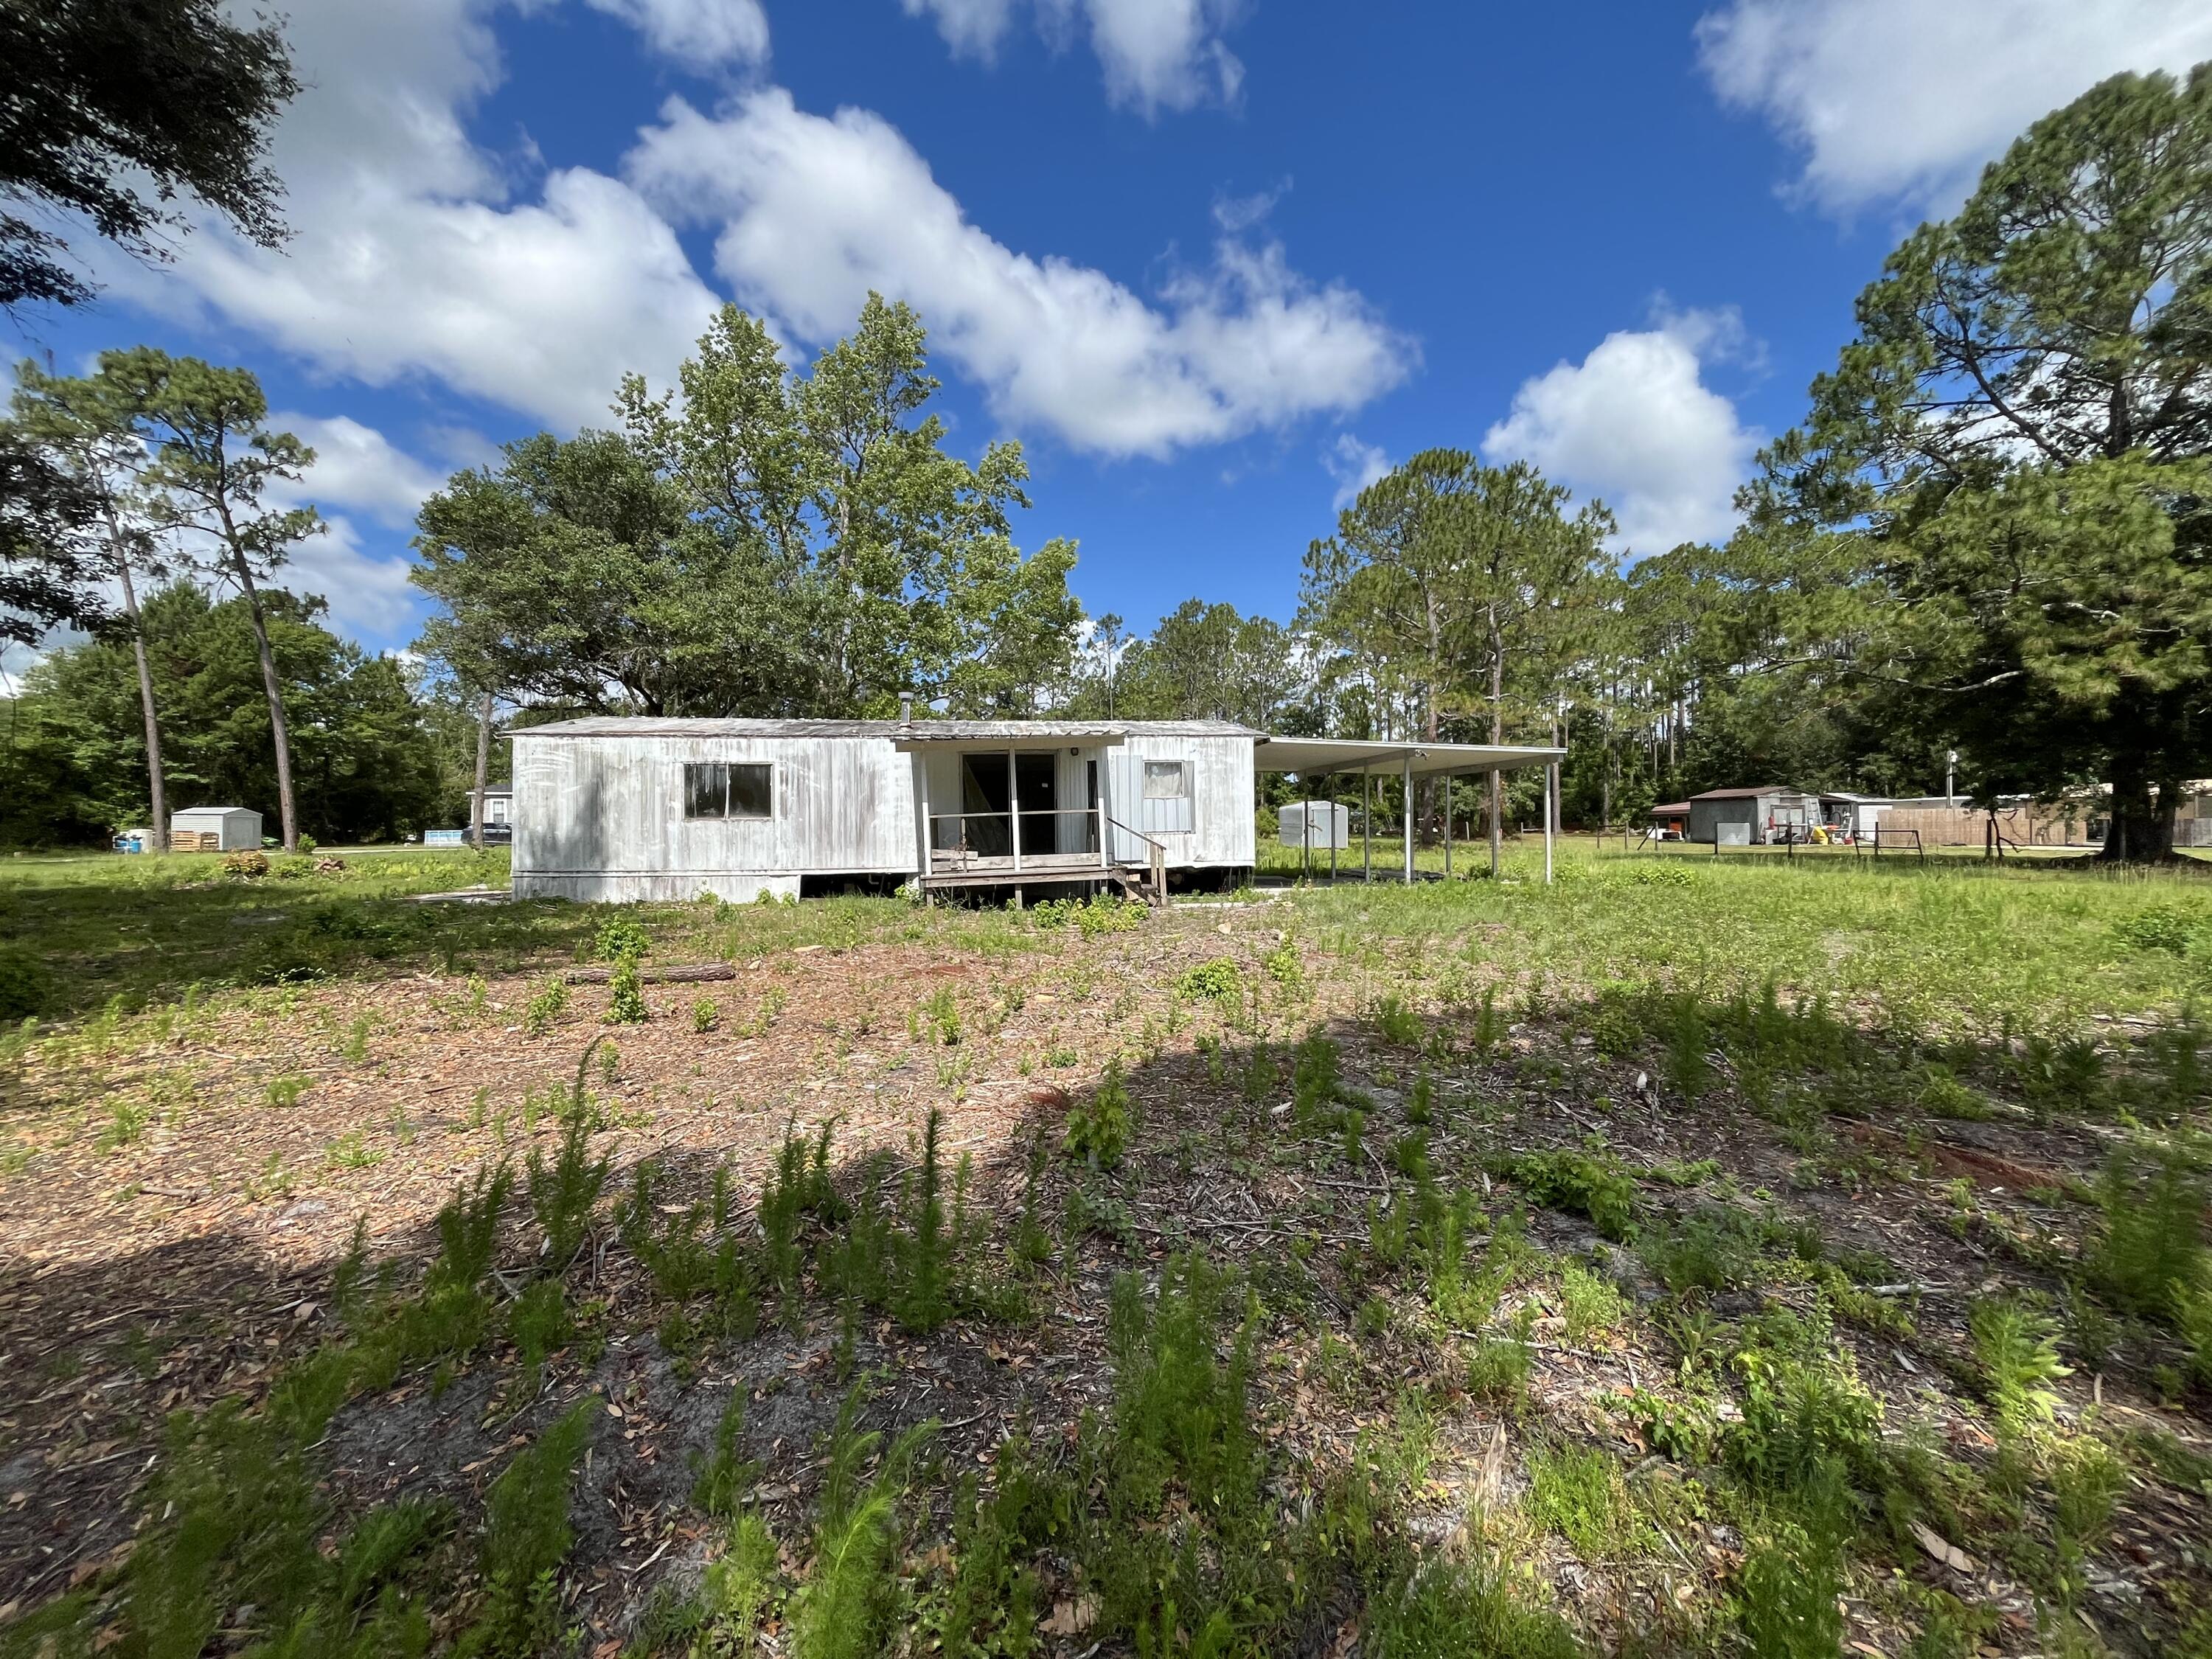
[1015,751,1057,856]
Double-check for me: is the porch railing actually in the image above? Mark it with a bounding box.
[927,806,1106,873]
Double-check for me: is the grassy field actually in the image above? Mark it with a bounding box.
[1,845,2209,1658]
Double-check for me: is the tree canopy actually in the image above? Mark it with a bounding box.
[1,0,299,309]
[1747,66,2212,858]
[415,298,1080,719]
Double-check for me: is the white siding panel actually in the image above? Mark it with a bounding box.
[514,733,917,899]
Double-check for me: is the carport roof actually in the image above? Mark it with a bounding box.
[1254,737,1565,779]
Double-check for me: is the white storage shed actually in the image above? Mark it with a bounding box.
[169,807,264,852]
[1279,801,1350,851]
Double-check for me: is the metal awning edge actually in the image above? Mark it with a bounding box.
[1253,736,1566,777]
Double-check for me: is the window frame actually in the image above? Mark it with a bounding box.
[1142,759,1191,801]
[683,760,773,821]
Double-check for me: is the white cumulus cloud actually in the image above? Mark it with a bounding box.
[627,89,1413,458]
[900,0,1244,114]
[274,515,426,641]
[582,0,771,65]
[274,414,454,529]
[1696,0,2212,215]
[1482,307,1761,556]
[1322,434,1389,510]
[99,0,724,428]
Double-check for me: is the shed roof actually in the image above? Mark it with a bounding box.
[509,717,1258,741]
[1649,801,1694,815]
[1688,785,1803,800]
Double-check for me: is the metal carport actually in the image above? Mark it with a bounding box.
[1253,737,1568,884]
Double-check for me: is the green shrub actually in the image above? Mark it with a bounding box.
[606,953,647,1024]
[1510,1147,1639,1241]
[525,1046,612,1268]
[1968,1297,2070,1436]
[1663,995,1711,1102]
[432,1161,516,1292]
[594,917,651,961]
[1106,1252,1258,1514]
[1362,1548,1581,1659]
[786,1390,932,1659]
[2112,904,2197,954]
[1557,1261,1627,1344]
[692,1391,761,1520]
[1917,1066,1992,1121]
[1176,956,1244,1005]
[1725,1315,1882,1495]
[1588,987,1644,1058]
[2087,1138,2208,1324]
[522,979,569,1037]
[462,1399,597,1657]
[1063,1061,1131,1168]
[1526,1443,1635,1559]
[1374,993,1423,1045]
[692,995,720,1033]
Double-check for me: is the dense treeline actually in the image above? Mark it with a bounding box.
[5,69,2208,855]
[1,585,462,846]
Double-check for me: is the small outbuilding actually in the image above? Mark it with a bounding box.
[1279,801,1349,852]
[169,806,263,852]
[1686,786,1816,846]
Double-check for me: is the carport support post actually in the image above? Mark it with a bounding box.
[1402,751,1414,884]
[1544,762,1555,885]
[1444,771,1453,879]
[1489,768,1500,878]
[1006,745,1022,877]
[1363,768,1372,883]
[1329,774,1338,884]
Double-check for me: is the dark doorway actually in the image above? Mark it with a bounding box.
[959,754,1012,856]
[1015,752,1057,855]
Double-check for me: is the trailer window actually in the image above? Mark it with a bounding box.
[684,762,772,820]
[1143,760,1189,801]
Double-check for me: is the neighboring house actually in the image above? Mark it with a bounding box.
[509,717,1565,902]
[473,786,513,845]
[1686,786,1817,845]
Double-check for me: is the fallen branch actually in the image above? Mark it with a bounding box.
[563,961,739,987]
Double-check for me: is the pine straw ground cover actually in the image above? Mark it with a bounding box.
[0,846,2208,1658]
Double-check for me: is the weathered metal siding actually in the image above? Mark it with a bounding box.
[1107,733,1255,868]
[513,732,916,901]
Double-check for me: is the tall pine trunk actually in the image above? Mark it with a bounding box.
[225,543,296,852]
[471,689,494,851]
[110,522,166,849]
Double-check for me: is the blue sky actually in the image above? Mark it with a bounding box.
[8,0,2209,666]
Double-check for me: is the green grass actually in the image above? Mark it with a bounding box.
[1285,835,2212,1034]
[0,850,1072,1032]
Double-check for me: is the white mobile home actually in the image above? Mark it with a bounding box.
[509,717,1567,902]
[509,718,1259,903]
